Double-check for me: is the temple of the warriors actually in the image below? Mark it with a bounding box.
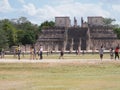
[36,16,119,51]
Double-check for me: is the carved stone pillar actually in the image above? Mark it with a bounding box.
[55,42,58,52]
[70,38,74,52]
[78,38,81,54]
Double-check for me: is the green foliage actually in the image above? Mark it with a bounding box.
[20,30,36,45]
[41,21,55,28]
[0,17,40,47]
[39,21,55,31]
[114,28,120,39]
[0,28,8,49]
[14,17,39,45]
[0,17,55,48]
[2,19,18,47]
[103,18,116,25]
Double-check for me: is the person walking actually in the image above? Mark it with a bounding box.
[59,49,64,59]
[110,47,114,59]
[39,45,43,60]
[99,46,104,61]
[17,45,21,60]
[30,45,34,60]
[33,46,37,60]
[115,46,119,60]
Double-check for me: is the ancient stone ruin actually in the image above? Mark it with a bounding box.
[36,16,119,51]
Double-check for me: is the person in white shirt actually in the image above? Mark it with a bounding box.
[17,45,21,60]
[39,45,43,60]
[99,46,104,61]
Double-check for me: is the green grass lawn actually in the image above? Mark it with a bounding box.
[4,53,112,60]
[0,62,120,90]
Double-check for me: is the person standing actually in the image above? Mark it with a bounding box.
[1,48,5,59]
[39,45,43,60]
[110,47,114,59]
[99,46,104,61]
[17,45,21,60]
[115,46,119,60]
[30,45,34,60]
[59,49,64,59]
[33,46,37,60]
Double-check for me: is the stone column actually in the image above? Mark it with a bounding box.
[63,41,66,51]
[63,29,68,51]
[86,28,91,50]
[55,42,58,52]
[70,38,74,52]
[78,38,81,54]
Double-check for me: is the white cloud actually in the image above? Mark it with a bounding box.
[20,0,116,25]
[112,5,120,13]
[23,3,37,16]
[28,2,110,24]
[0,0,13,13]
[18,0,25,4]
[101,0,120,4]
[52,0,74,4]
[0,0,120,25]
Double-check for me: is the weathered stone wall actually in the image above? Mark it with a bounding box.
[55,17,71,27]
[67,27,88,50]
[36,23,119,51]
[89,25,118,49]
[36,27,66,51]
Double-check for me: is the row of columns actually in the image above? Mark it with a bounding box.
[37,38,82,52]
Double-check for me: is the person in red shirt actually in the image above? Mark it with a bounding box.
[115,46,119,60]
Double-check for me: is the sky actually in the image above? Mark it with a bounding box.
[0,0,120,25]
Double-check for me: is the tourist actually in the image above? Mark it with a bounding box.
[17,45,21,60]
[99,46,104,61]
[30,45,34,60]
[1,48,5,58]
[39,45,43,60]
[59,49,64,59]
[110,47,114,59]
[14,47,18,58]
[0,48,2,58]
[33,46,37,60]
[115,46,119,60]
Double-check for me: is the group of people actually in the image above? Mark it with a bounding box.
[30,45,43,60]
[1,44,120,60]
[14,45,64,60]
[14,45,43,60]
[12,45,120,60]
[99,46,119,60]
[29,45,43,60]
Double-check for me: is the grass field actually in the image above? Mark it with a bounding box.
[4,53,112,60]
[0,62,120,90]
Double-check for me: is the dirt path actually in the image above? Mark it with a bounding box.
[0,58,119,64]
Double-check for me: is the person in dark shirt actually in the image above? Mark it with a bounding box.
[115,46,119,60]
[59,49,64,59]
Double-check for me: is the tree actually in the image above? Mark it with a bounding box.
[18,31,36,45]
[2,19,18,47]
[103,18,116,25]
[11,17,39,45]
[17,17,28,24]
[114,28,120,39]
[0,28,8,49]
[39,21,55,31]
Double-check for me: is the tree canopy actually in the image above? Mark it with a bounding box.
[38,21,55,31]
[114,28,120,39]
[0,17,39,48]
[0,17,55,49]
[103,18,116,25]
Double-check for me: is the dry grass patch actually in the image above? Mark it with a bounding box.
[0,62,120,90]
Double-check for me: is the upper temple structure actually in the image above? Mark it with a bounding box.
[36,16,119,52]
